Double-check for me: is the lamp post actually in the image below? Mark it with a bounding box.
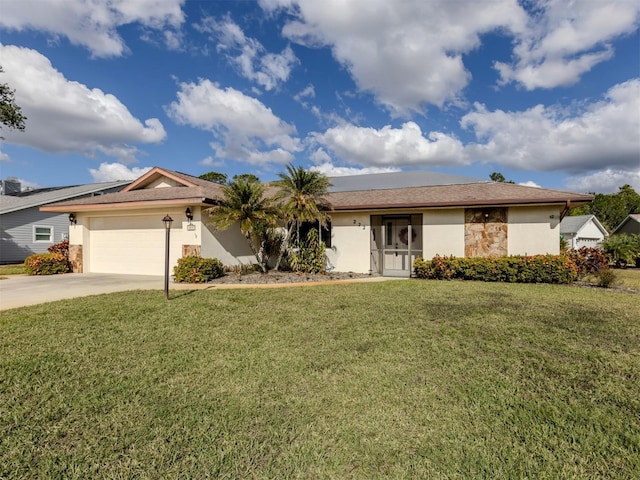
[162,214,173,300]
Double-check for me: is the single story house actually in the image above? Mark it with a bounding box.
[611,214,640,236]
[559,214,608,249]
[41,167,593,277]
[1,180,130,264]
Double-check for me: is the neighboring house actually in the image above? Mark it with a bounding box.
[559,215,608,249]
[41,167,593,277]
[1,181,130,264]
[610,214,640,236]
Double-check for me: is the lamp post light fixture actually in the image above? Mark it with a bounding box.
[162,214,173,300]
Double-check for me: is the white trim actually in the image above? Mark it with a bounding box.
[33,225,54,243]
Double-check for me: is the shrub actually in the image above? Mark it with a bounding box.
[596,268,618,288]
[289,228,326,274]
[565,247,610,276]
[47,239,69,256]
[602,234,640,267]
[173,256,224,283]
[24,253,71,275]
[413,254,579,284]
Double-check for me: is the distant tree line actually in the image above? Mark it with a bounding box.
[569,184,640,233]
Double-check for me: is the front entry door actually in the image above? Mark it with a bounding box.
[380,216,422,277]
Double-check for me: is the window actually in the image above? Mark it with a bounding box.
[297,221,332,248]
[33,225,53,243]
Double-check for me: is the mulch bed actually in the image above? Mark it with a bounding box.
[206,270,377,285]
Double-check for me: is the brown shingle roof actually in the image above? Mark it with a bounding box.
[327,181,594,210]
[41,167,593,213]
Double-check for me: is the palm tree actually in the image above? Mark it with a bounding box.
[205,177,277,272]
[272,164,332,270]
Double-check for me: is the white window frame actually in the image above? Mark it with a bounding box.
[33,225,54,243]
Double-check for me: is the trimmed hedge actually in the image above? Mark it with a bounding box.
[24,253,71,275]
[173,256,224,283]
[413,254,579,284]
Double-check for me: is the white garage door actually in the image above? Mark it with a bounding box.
[89,215,181,275]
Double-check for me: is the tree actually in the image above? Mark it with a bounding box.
[272,164,332,270]
[489,172,515,184]
[0,66,27,138]
[205,177,277,272]
[199,171,228,184]
[232,173,260,183]
[569,185,640,232]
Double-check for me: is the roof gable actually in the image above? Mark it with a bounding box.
[40,167,225,212]
[560,215,608,236]
[122,167,199,191]
[611,213,640,235]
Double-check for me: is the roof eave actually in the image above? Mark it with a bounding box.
[40,198,217,213]
[331,197,593,211]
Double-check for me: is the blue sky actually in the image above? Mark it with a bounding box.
[1,0,639,193]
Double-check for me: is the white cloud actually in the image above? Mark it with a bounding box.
[461,79,640,173]
[0,45,166,161]
[166,79,301,166]
[518,181,541,188]
[564,168,640,194]
[199,156,224,168]
[89,163,152,182]
[314,121,467,168]
[0,0,185,57]
[311,162,400,177]
[496,1,640,89]
[260,0,640,109]
[197,15,297,91]
[261,0,527,114]
[294,85,315,102]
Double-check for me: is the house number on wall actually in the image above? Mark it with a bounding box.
[187,224,196,231]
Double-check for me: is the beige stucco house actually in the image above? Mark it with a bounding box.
[41,167,593,277]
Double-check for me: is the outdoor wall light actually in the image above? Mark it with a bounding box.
[185,207,194,224]
[69,213,77,225]
[483,211,490,223]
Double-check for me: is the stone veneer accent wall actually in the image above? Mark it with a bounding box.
[69,244,83,273]
[464,208,508,257]
[182,245,201,257]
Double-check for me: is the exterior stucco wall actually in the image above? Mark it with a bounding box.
[423,209,465,258]
[199,208,256,266]
[327,212,372,273]
[508,206,561,256]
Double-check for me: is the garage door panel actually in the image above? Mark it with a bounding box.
[89,216,181,275]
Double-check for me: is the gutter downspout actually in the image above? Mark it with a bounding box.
[559,200,571,221]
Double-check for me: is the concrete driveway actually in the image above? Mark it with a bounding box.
[0,273,167,311]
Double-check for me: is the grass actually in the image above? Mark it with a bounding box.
[0,263,25,276]
[1,280,639,478]
[613,267,640,289]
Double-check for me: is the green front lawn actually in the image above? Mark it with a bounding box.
[1,281,638,478]
[0,263,25,276]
